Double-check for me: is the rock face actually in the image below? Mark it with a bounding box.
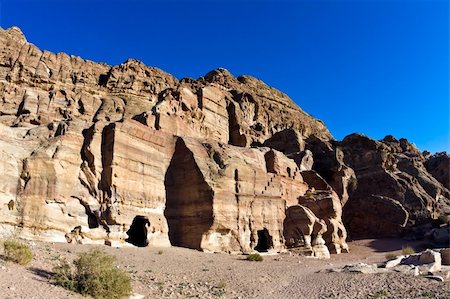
[0,26,448,253]
[0,26,345,254]
[425,152,450,190]
[340,134,450,239]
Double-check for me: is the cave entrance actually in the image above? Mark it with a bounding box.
[255,228,272,252]
[126,216,150,247]
[164,139,214,250]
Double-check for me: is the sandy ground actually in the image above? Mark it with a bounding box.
[0,239,449,299]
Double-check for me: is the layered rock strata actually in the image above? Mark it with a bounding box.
[0,26,346,255]
[0,26,448,254]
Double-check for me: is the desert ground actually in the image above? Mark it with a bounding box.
[0,239,449,299]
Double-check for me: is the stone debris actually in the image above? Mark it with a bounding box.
[400,249,442,273]
[334,249,449,283]
[385,255,405,268]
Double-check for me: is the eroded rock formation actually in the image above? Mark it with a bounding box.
[0,26,448,254]
[425,152,450,190]
[340,134,450,238]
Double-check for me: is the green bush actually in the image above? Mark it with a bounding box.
[247,253,263,262]
[401,246,415,255]
[52,248,132,299]
[3,239,32,265]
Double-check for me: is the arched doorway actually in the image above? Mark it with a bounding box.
[255,228,273,252]
[126,215,150,247]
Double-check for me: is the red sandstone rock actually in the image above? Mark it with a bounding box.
[0,26,447,255]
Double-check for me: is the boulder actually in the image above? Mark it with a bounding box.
[343,195,409,238]
[384,255,405,268]
[438,248,450,265]
[401,249,442,273]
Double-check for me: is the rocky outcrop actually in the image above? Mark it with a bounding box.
[0,26,448,253]
[284,205,330,258]
[425,152,450,190]
[299,171,349,253]
[343,195,409,238]
[340,134,450,238]
[305,136,356,206]
[203,70,332,146]
[0,26,347,254]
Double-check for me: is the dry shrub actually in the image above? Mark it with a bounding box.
[401,246,415,255]
[247,253,263,262]
[3,239,32,265]
[52,248,132,299]
[384,253,397,261]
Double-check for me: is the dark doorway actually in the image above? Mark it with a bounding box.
[126,216,150,247]
[255,229,272,252]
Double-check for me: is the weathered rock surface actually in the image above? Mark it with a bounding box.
[425,152,450,190]
[340,134,450,239]
[437,248,450,265]
[0,26,448,254]
[283,204,329,257]
[400,249,442,273]
[0,26,344,254]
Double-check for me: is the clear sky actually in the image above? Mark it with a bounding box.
[1,0,448,153]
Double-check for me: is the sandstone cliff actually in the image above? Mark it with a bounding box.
[0,26,448,254]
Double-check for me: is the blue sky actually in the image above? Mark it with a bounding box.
[1,0,448,153]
